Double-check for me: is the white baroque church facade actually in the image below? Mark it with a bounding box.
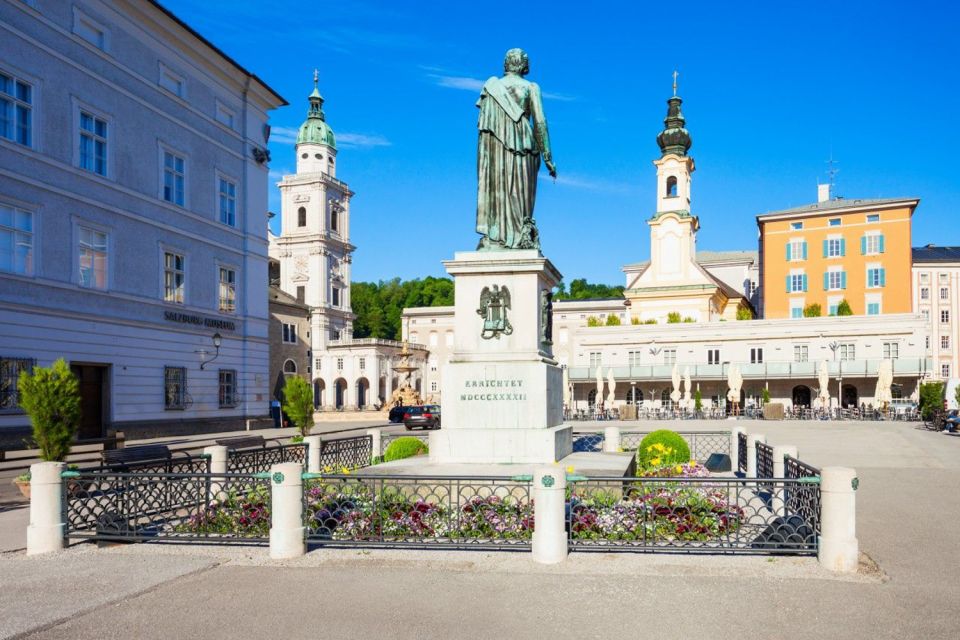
[269,78,424,412]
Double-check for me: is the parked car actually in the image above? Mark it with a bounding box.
[404,405,441,430]
[388,405,412,423]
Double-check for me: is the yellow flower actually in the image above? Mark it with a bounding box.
[675,465,684,474]
[650,457,661,466]
[341,466,351,475]
[323,465,333,473]
[689,460,697,467]
[566,465,575,474]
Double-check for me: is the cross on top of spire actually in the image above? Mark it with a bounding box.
[672,70,679,97]
[313,68,319,89]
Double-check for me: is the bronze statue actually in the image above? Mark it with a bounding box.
[476,48,556,251]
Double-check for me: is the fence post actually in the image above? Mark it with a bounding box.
[602,425,620,453]
[367,429,382,461]
[26,461,66,556]
[269,462,306,559]
[303,436,322,473]
[203,445,228,502]
[818,466,859,573]
[730,426,745,467]
[771,445,797,516]
[746,433,765,478]
[532,465,567,564]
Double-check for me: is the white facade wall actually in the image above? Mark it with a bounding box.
[0,1,284,441]
[912,262,960,379]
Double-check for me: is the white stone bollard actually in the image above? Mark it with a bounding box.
[771,445,797,516]
[602,425,621,453]
[818,466,859,573]
[303,436,322,473]
[27,461,66,556]
[746,433,765,478]
[269,462,306,559]
[367,429,382,461]
[203,445,229,502]
[730,426,746,470]
[532,465,568,564]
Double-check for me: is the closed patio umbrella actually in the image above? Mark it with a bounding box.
[875,359,894,406]
[606,368,616,406]
[562,366,571,409]
[683,366,692,410]
[670,364,681,405]
[595,366,604,409]
[818,360,831,408]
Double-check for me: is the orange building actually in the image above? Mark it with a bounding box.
[757,190,918,318]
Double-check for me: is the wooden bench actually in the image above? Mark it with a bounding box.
[100,444,171,467]
[214,435,266,450]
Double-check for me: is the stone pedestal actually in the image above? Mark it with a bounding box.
[430,250,571,464]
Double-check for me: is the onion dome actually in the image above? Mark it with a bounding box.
[296,73,336,149]
[656,95,692,157]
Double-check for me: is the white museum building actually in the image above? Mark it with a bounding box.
[0,0,285,444]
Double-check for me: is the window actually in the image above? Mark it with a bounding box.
[828,218,841,227]
[921,287,930,300]
[791,303,804,319]
[790,222,803,230]
[159,65,184,97]
[429,332,438,346]
[943,364,951,378]
[163,251,184,303]
[867,302,881,315]
[939,273,949,285]
[164,366,186,410]
[282,323,297,343]
[788,272,807,293]
[74,11,106,50]
[218,177,236,226]
[295,286,305,303]
[750,348,763,364]
[283,359,297,374]
[786,239,806,261]
[942,310,950,324]
[926,336,930,349]
[628,351,642,367]
[0,356,33,413]
[218,267,236,313]
[79,227,107,289]
[297,207,306,227]
[824,237,845,258]
[862,234,884,255]
[942,335,951,351]
[866,267,885,288]
[0,71,32,146]
[839,344,856,361]
[445,332,454,347]
[707,348,720,365]
[0,204,33,275]
[883,342,899,359]
[331,329,341,340]
[162,151,185,206]
[825,269,845,291]
[359,357,366,370]
[663,348,677,365]
[336,357,344,370]
[315,358,322,372]
[666,176,678,197]
[429,358,437,373]
[331,209,339,232]
[941,287,949,301]
[215,102,235,129]
[331,287,340,307]
[794,345,808,362]
[922,310,930,322]
[218,369,237,408]
[588,352,602,368]
[866,214,880,223]
[79,111,107,176]
[920,273,930,284]
[430,381,438,392]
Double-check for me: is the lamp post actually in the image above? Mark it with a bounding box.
[199,332,223,370]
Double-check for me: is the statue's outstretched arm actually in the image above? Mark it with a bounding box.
[529,83,556,177]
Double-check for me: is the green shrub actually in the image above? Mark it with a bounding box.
[18,359,81,462]
[586,316,602,327]
[605,314,621,326]
[282,376,314,437]
[761,388,771,405]
[919,381,944,419]
[736,307,753,320]
[636,430,691,471]
[630,316,641,325]
[384,437,429,462]
[836,299,853,316]
[803,303,822,317]
[694,388,702,412]
[643,319,658,325]
[666,312,681,324]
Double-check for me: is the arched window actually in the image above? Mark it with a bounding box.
[666,176,678,198]
[661,388,672,408]
[283,359,297,374]
[297,207,306,227]
[331,209,339,232]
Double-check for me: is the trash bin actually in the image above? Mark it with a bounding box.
[270,400,282,428]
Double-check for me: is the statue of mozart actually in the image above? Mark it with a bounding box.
[475,48,556,251]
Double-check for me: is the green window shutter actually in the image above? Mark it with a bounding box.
[880,268,886,287]
[802,242,808,260]
[802,274,808,292]
[861,236,867,255]
[822,239,828,257]
[841,271,847,289]
[786,275,791,292]
[840,238,846,256]
[879,235,885,253]
[786,242,792,261]
[823,272,829,290]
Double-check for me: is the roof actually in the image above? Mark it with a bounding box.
[913,245,960,263]
[757,197,918,221]
[695,250,758,265]
[269,285,309,311]
[148,1,287,106]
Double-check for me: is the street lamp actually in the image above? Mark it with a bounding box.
[827,341,842,410]
[198,332,223,370]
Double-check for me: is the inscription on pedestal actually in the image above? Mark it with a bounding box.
[460,378,527,401]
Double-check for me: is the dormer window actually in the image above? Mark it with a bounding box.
[666,176,678,197]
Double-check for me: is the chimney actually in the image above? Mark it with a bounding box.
[817,183,831,203]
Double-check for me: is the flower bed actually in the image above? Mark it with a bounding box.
[176,485,271,538]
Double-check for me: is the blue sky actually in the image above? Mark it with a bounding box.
[165,0,959,284]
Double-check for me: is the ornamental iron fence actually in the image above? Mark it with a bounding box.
[79,452,210,476]
[571,432,604,452]
[64,471,270,543]
[756,442,775,484]
[303,474,533,549]
[738,432,748,473]
[319,435,373,471]
[227,444,305,475]
[620,431,730,463]
[784,455,822,536]
[567,475,819,555]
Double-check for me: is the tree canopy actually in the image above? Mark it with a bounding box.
[352,277,454,340]
[553,278,624,300]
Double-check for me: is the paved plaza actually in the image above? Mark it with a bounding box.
[1,419,959,639]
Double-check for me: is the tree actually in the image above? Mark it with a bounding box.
[694,388,702,412]
[18,359,81,462]
[803,303,822,318]
[736,307,753,320]
[761,388,771,405]
[667,312,681,324]
[351,277,455,341]
[554,278,624,301]
[836,299,853,316]
[282,376,314,437]
[605,314,621,326]
[918,381,944,420]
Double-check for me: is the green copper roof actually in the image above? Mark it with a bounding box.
[656,95,692,157]
[297,85,336,148]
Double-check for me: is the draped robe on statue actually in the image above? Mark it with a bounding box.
[475,74,552,250]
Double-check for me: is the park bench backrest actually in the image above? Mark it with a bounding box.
[101,444,171,465]
[214,435,266,450]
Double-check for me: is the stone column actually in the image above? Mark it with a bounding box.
[771,445,797,517]
[203,445,229,502]
[367,429,382,461]
[269,462,306,559]
[746,433,765,478]
[730,426,746,471]
[26,461,66,556]
[532,465,568,564]
[602,425,621,453]
[303,436,322,474]
[818,466,859,573]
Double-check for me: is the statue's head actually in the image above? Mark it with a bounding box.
[503,48,529,76]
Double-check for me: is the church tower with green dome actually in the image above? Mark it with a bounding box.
[295,70,338,177]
